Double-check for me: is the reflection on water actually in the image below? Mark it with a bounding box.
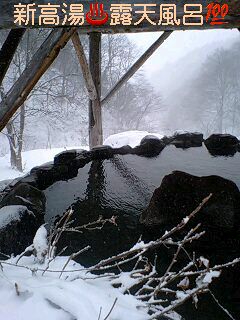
[45,145,240,222]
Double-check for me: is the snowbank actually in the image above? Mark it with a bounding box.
[104,130,164,148]
[0,255,147,320]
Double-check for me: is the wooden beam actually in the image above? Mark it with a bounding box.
[0,29,25,86]
[102,31,172,105]
[0,28,76,132]
[1,0,239,31]
[88,32,103,148]
[72,31,98,101]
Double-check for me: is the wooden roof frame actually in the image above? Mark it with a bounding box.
[0,1,239,148]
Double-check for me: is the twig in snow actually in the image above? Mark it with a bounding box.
[97,307,102,320]
[16,244,34,264]
[103,298,118,320]
[59,246,91,278]
[0,252,10,259]
[15,283,20,296]
[42,246,68,276]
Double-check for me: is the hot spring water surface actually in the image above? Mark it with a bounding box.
[45,145,240,222]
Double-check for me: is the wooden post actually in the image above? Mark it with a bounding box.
[88,32,103,149]
[0,29,25,87]
[101,31,172,105]
[71,32,97,101]
[0,28,76,132]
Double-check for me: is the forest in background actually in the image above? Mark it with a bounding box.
[0,30,162,170]
[162,40,240,136]
[0,29,239,171]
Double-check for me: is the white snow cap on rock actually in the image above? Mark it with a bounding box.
[0,205,30,229]
[104,131,164,148]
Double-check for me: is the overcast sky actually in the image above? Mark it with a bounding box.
[127,29,239,84]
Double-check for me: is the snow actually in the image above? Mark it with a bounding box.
[200,256,209,268]
[176,291,188,300]
[104,130,164,148]
[0,135,153,320]
[0,137,235,319]
[130,241,147,251]
[177,277,190,290]
[33,225,48,264]
[0,205,30,229]
[0,254,148,320]
[0,131,165,185]
[183,217,189,224]
[202,271,221,284]
[0,146,88,182]
[0,179,11,192]
[0,130,165,187]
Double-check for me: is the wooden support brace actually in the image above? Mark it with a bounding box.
[72,31,98,101]
[101,31,172,105]
[88,32,103,149]
[0,28,76,132]
[0,29,25,87]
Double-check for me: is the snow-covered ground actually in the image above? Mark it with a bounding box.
[0,146,88,182]
[0,254,147,320]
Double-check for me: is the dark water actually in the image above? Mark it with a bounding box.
[45,145,240,221]
[44,145,240,320]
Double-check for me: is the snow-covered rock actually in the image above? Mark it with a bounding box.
[0,205,28,229]
[0,179,11,193]
[0,205,44,256]
[104,131,163,148]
